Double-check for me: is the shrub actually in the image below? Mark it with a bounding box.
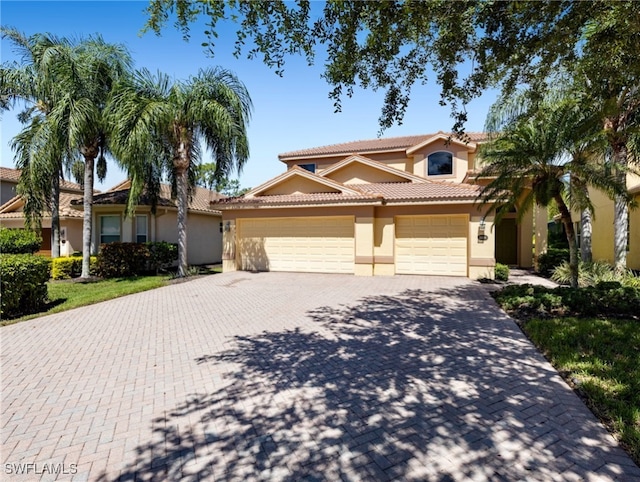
[0,254,51,318]
[0,228,42,254]
[493,283,640,320]
[495,263,509,281]
[96,242,149,278]
[537,248,570,276]
[145,241,178,273]
[552,260,640,288]
[51,256,98,280]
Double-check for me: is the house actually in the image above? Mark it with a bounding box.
[585,173,640,270]
[0,173,225,265]
[0,167,87,255]
[69,180,225,266]
[213,132,547,278]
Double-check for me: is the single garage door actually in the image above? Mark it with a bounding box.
[395,215,468,276]
[237,216,355,273]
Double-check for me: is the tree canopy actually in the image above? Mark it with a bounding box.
[144,0,640,135]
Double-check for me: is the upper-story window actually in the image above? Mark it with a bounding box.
[297,163,316,173]
[427,152,453,176]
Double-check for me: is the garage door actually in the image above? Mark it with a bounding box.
[395,215,468,276]
[237,217,355,273]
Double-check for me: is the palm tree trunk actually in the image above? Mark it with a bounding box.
[580,208,592,263]
[555,194,579,288]
[50,176,61,258]
[176,164,189,277]
[81,155,94,278]
[608,130,629,274]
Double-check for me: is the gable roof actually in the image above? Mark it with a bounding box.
[0,167,86,192]
[319,154,428,184]
[278,131,487,160]
[244,166,363,199]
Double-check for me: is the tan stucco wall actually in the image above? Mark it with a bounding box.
[155,210,222,265]
[0,217,83,257]
[261,176,340,196]
[327,163,409,185]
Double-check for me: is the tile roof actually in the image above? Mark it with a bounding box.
[356,182,482,202]
[0,191,85,219]
[71,183,224,214]
[1,167,86,192]
[214,181,482,207]
[278,132,487,159]
[214,191,381,207]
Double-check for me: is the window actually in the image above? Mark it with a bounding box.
[136,215,148,243]
[427,152,453,176]
[100,215,120,244]
[298,163,316,173]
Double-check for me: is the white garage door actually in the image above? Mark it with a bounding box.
[237,217,354,273]
[395,215,468,276]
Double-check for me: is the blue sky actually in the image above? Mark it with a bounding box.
[1,1,498,191]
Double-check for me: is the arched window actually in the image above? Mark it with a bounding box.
[427,152,453,176]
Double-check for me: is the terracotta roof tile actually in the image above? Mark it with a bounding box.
[0,166,87,192]
[213,191,380,207]
[215,181,482,207]
[71,183,224,214]
[279,132,487,159]
[0,191,84,219]
[357,182,482,201]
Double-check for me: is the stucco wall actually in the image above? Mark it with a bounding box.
[155,210,222,265]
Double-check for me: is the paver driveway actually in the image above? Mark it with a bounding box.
[1,272,639,481]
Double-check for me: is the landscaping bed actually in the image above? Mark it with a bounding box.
[493,283,640,467]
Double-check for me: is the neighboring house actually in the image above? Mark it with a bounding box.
[1,167,20,205]
[68,180,225,266]
[0,167,87,255]
[213,132,547,278]
[582,173,640,270]
[0,173,225,266]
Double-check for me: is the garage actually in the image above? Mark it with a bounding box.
[237,216,355,273]
[395,215,468,276]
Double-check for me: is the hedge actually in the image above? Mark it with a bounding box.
[94,242,177,278]
[51,256,98,280]
[0,228,42,254]
[1,254,51,318]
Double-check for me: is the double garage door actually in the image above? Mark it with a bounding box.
[236,214,468,276]
[237,217,355,273]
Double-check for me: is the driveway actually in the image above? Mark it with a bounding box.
[1,272,638,481]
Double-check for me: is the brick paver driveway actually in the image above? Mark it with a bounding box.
[2,272,639,481]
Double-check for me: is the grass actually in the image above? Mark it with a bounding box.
[522,316,640,467]
[2,276,169,326]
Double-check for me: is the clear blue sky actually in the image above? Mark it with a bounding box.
[1,0,498,191]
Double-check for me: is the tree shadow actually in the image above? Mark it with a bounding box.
[102,284,624,481]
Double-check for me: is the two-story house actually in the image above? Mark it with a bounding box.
[213,132,547,278]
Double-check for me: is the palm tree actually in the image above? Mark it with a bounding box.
[108,68,252,276]
[44,36,131,277]
[1,28,73,258]
[477,100,627,288]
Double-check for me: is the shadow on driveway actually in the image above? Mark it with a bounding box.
[101,284,633,481]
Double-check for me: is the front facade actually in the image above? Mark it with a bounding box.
[71,181,225,266]
[0,174,225,266]
[215,132,545,278]
[0,167,86,255]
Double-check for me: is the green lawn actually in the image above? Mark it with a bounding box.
[2,276,169,326]
[522,317,640,466]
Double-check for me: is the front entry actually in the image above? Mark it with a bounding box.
[495,218,518,265]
